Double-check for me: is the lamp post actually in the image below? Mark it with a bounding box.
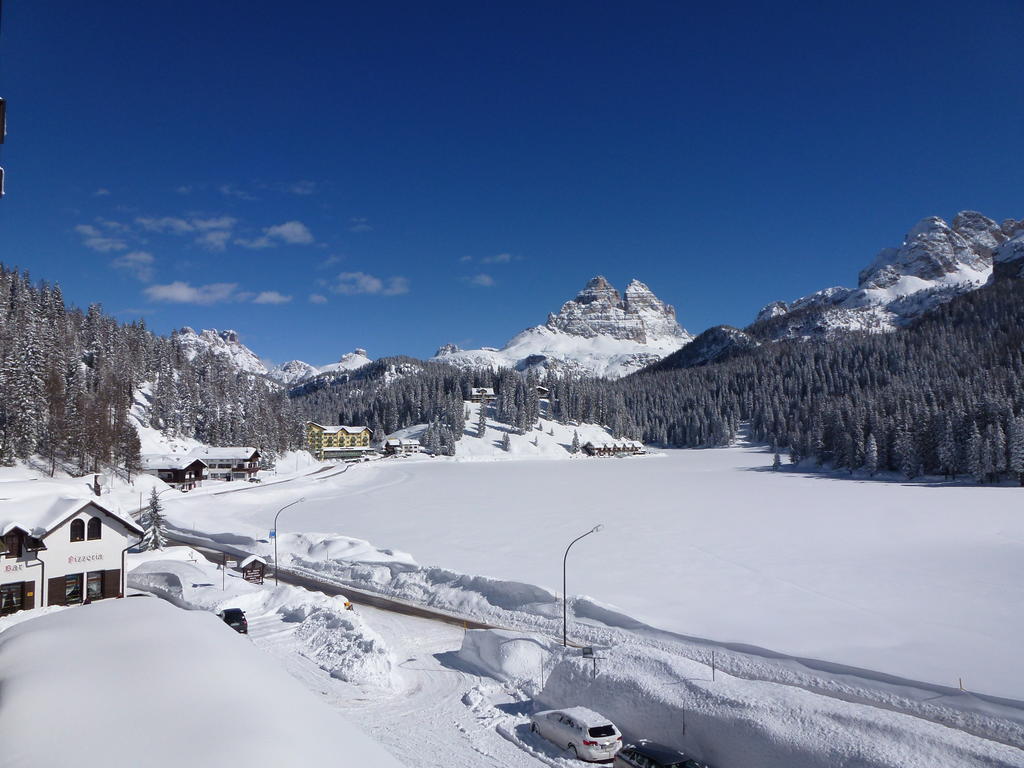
[562,524,603,647]
[273,498,305,585]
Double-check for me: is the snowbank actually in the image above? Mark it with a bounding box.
[456,629,1024,768]
[128,548,396,688]
[0,598,404,768]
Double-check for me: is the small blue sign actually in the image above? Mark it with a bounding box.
[269,530,276,539]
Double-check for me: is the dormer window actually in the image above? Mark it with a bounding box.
[87,517,102,540]
[3,531,20,558]
[24,536,46,552]
[70,519,85,542]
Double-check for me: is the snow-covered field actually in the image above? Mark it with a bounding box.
[159,443,1024,703]
[0,594,403,768]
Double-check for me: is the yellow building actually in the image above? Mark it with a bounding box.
[306,422,372,460]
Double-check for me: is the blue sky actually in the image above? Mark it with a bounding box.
[1,0,1021,365]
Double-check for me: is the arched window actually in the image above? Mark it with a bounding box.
[87,517,102,541]
[70,519,85,542]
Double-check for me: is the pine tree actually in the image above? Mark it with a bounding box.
[142,489,167,550]
[501,432,511,452]
[1009,416,1024,486]
[571,430,580,454]
[863,433,879,476]
[772,452,782,471]
[477,404,487,438]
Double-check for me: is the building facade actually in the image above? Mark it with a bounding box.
[468,387,497,403]
[140,455,208,491]
[1,496,144,617]
[187,447,261,481]
[384,438,423,456]
[306,423,372,460]
[582,439,645,457]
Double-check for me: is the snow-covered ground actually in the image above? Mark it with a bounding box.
[0,594,404,768]
[155,442,1024,703]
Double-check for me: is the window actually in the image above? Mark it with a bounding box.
[86,571,104,601]
[3,531,21,558]
[87,517,102,540]
[70,519,85,542]
[0,583,24,615]
[64,574,83,604]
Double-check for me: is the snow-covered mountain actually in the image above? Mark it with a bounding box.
[268,349,373,385]
[171,327,269,375]
[433,276,692,378]
[753,212,1023,341]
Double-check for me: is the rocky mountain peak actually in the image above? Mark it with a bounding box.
[546,276,688,343]
[858,213,994,291]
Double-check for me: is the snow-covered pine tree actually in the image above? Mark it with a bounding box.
[500,432,511,452]
[477,404,487,438]
[772,452,782,471]
[1009,416,1024,486]
[570,430,580,454]
[142,489,167,550]
[863,433,879,476]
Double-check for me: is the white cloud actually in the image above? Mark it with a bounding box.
[136,216,194,234]
[111,251,155,282]
[94,188,111,197]
[237,220,314,248]
[308,293,328,304]
[289,180,317,195]
[145,281,239,305]
[266,220,314,244]
[195,230,232,251]
[75,224,127,252]
[481,252,514,264]
[252,290,293,305]
[348,217,373,233]
[219,183,257,200]
[332,272,409,296]
[459,255,473,262]
[176,185,193,195]
[191,216,237,231]
[468,273,496,287]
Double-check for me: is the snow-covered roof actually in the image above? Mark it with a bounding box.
[583,440,643,449]
[470,387,496,395]
[385,438,421,447]
[187,446,259,460]
[0,495,144,538]
[309,423,370,435]
[140,454,208,471]
[322,445,373,453]
[238,555,267,568]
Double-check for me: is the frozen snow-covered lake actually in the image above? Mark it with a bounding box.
[169,445,1024,700]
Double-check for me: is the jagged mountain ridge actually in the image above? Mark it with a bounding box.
[171,327,372,386]
[434,276,692,378]
[752,211,1023,341]
[269,349,373,385]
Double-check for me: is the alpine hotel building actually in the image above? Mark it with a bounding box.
[1,495,144,616]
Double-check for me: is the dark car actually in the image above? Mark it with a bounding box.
[217,608,248,634]
[613,740,711,768]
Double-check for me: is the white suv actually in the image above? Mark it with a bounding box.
[530,706,622,762]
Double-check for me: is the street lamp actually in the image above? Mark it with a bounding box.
[273,498,305,585]
[137,486,177,520]
[562,524,603,647]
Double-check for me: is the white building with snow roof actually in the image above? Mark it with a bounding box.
[187,446,261,481]
[140,454,208,491]
[1,494,144,616]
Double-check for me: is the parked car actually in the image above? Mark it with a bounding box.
[530,707,622,762]
[217,608,248,634]
[613,740,711,768]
